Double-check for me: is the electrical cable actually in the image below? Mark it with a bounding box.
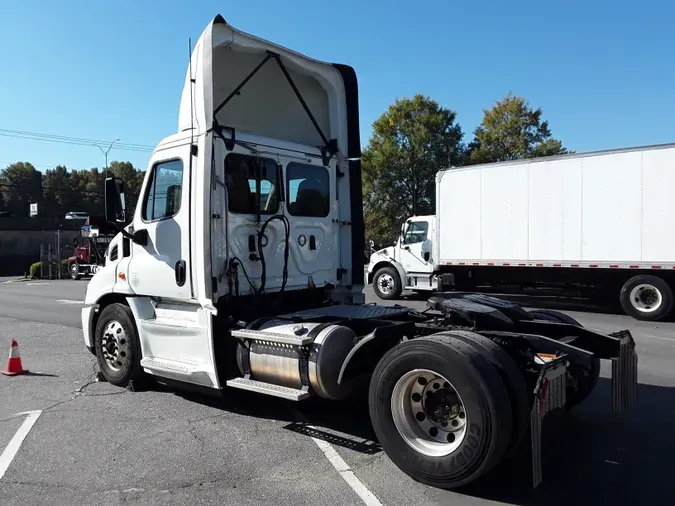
[257,213,291,295]
[229,255,257,296]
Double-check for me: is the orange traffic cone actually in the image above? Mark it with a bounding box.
[1,339,28,376]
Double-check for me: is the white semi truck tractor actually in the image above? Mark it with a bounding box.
[368,144,675,322]
[82,14,638,491]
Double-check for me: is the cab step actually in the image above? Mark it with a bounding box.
[231,328,314,346]
[139,356,216,389]
[141,356,203,375]
[226,377,310,401]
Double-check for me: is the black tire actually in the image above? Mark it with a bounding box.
[70,262,81,280]
[94,303,144,387]
[527,309,600,409]
[620,274,674,322]
[368,333,513,490]
[372,266,402,300]
[442,331,530,459]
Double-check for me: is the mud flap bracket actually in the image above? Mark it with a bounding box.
[530,355,568,488]
[609,330,638,413]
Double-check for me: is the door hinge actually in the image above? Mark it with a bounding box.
[191,144,198,157]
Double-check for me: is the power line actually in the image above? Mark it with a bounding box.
[0,128,155,153]
[0,160,144,172]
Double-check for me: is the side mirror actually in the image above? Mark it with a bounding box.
[105,177,127,224]
[421,238,431,262]
[72,237,80,248]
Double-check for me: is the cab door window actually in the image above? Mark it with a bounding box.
[142,159,184,222]
[403,221,428,244]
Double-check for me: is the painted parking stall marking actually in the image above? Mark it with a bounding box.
[0,410,43,480]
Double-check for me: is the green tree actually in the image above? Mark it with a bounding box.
[468,92,569,164]
[362,94,465,247]
[0,162,42,216]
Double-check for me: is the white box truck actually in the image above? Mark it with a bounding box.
[82,14,637,491]
[367,144,675,321]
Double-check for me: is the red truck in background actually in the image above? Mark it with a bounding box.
[67,216,116,280]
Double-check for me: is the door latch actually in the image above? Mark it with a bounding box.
[175,260,186,287]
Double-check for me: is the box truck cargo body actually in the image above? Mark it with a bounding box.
[367,143,675,321]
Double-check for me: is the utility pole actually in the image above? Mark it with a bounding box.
[94,138,120,178]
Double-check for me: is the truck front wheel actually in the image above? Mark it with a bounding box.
[620,274,674,322]
[372,266,402,300]
[70,262,81,280]
[368,334,513,489]
[94,303,144,387]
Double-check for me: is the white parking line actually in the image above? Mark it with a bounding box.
[0,410,42,480]
[292,409,382,506]
[310,433,383,506]
[57,299,85,305]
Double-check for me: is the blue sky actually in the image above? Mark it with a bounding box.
[0,0,673,173]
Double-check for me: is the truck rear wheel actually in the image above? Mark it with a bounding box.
[439,331,530,459]
[527,309,600,408]
[368,333,513,489]
[372,266,402,300]
[94,303,144,387]
[620,274,674,322]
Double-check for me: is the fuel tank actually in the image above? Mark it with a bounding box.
[236,320,357,400]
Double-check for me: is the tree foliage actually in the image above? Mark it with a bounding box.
[362,94,465,247]
[467,93,569,164]
[0,161,145,219]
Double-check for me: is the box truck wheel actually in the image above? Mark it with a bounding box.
[368,333,513,489]
[373,266,402,300]
[94,303,144,387]
[527,309,600,408]
[620,274,674,322]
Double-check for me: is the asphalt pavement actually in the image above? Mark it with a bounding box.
[0,278,674,505]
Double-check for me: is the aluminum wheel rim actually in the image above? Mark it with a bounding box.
[377,273,395,295]
[391,369,467,457]
[101,320,129,371]
[629,283,662,313]
[71,264,78,276]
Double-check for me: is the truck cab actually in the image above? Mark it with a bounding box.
[81,14,364,388]
[68,216,116,280]
[367,214,440,299]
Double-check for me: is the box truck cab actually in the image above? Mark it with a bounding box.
[80,15,637,491]
[367,215,440,298]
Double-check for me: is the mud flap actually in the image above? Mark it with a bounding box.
[609,330,638,413]
[530,356,568,488]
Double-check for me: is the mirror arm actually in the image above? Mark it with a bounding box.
[113,224,148,246]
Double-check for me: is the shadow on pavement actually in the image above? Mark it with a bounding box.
[462,378,675,505]
[145,375,672,504]
[168,378,381,455]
